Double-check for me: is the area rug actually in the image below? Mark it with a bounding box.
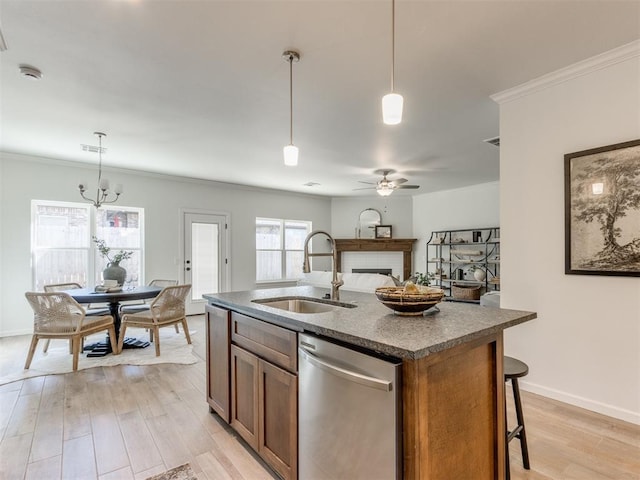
[146,463,198,480]
[0,328,198,386]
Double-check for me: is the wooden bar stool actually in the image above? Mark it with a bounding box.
[504,356,530,479]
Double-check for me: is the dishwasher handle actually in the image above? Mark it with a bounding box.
[298,347,393,392]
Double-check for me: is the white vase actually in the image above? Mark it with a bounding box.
[473,268,486,282]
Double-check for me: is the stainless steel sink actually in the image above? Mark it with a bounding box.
[252,296,357,314]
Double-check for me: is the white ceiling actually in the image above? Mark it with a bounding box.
[1,1,638,197]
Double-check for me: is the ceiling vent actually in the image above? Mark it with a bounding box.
[81,144,107,154]
[483,136,500,147]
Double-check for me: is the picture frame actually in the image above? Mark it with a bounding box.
[375,225,392,239]
[564,139,640,277]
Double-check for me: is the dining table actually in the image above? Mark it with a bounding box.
[64,285,162,356]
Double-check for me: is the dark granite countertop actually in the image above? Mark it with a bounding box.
[203,286,536,360]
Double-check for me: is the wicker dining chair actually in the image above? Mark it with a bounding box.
[42,282,110,352]
[118,284,192,356]
[119,279,181,333]
[24,292,118,371]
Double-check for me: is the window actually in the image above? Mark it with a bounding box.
[256,217,311,282]
[32,200,144,290]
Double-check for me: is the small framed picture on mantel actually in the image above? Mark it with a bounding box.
[375,225,392,239]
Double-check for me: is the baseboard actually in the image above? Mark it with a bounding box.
[520,379,640,426]
[0,328,32,338]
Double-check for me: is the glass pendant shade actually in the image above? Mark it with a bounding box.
[377,185,394,196]
[382,93,403,125]
[283,144,299,166]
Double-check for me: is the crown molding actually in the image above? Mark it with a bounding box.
[491,40,640,104]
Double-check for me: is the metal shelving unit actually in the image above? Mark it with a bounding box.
[426,227,500,303]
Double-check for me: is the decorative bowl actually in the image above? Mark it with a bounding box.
[374,286,445,316]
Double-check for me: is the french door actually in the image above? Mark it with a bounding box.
[183,211,229,315]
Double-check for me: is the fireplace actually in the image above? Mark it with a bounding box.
[334,238,417,280]
[352,268,393,276]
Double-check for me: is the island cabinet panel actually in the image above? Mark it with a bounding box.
[205,304,231,423]
[226,311,299,480]
[402,332,506,480]
[259,359,298,480]
[231,345,260,450]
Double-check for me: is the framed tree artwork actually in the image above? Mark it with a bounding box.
[564,139,640,276]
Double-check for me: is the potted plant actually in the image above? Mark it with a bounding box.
[414,272,435,286]
[93,236,133,286]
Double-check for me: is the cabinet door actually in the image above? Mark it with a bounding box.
[259,360,298,480]
[206,304,231,422]
[231,345,260,449]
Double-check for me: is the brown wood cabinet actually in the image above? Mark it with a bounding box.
[227,312,298,480]
[205,304,231,422]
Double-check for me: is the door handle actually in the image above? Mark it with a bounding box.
[298,347,392,391]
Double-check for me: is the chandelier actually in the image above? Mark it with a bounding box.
[78,132,123,208]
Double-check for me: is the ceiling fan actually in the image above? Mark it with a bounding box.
[354,169,420,196]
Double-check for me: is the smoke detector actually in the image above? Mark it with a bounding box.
[19,65,42,80]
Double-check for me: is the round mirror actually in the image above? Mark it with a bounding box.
[358,208,382,238]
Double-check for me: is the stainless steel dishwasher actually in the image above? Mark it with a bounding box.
[298,333,402,479]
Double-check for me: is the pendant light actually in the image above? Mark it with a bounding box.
[283,50,300,166]
[78,132,123,208]
[382,0,403,125]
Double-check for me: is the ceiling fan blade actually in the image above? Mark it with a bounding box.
[393,178,408,185]
[353,186,376,190]
[357,180,377,185]
[396,185,420,189]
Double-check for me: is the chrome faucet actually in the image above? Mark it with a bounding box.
[303,230,344,301]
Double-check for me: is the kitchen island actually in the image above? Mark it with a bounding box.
[204,286,536,479]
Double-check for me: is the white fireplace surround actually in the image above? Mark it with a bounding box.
[342,252,404,281]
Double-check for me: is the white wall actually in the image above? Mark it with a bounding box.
[331,196,413,239]
[0,153,331,336]
[495,42,640,424]
[411,182,500,272]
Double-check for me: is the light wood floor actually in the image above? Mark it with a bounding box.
[1,316,638,479]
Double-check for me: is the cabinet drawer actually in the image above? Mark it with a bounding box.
[231,312,297,373]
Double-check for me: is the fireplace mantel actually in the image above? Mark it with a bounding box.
[334,238,417,280]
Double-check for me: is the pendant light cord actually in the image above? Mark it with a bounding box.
[97,133,104,189]
[391,0,395,93]
[289,54,294,145]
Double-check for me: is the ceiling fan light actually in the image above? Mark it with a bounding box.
[377,185,394,196]
[283,144,299,166]
[382,93,403,125]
